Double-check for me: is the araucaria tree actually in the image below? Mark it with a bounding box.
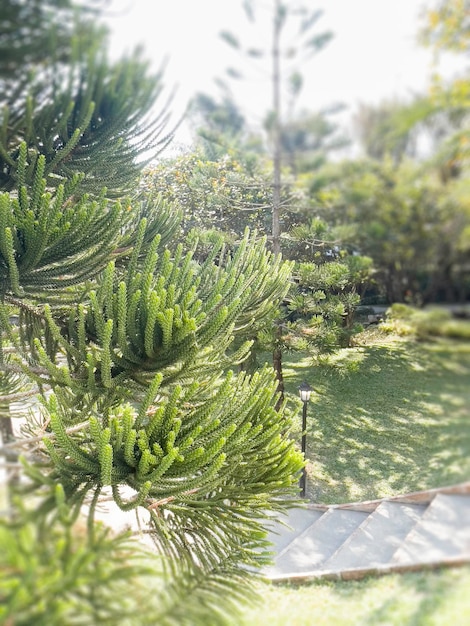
[0,2,303,624]
[183,1,367,404]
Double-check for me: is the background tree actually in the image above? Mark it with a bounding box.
[142,151,272,239]
[187,92,251,159]
[216,1,368,404]
[218,0,333,254]
[421,0,470,54]
[419,0,470,178]
[323,0,470,306]
[308,156,470,304]
[354,95,469,184]
[280,105,349,175]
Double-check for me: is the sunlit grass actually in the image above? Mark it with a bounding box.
[280,333,470,503]
[241,566,470,626]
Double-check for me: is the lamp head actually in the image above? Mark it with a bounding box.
[298,381,312,402]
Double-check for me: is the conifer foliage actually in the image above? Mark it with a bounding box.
[0,0,171,198]
[0,2,303,624]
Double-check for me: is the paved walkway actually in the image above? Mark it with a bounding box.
[262,482,470,582]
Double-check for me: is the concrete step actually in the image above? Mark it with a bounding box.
[323,501,426,572]
[265,506,325,555]
[392,494,470,565]
[266,508,368,578]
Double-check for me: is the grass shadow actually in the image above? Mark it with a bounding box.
[282,337,470,503]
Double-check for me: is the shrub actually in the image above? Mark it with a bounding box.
[380,304,470,341]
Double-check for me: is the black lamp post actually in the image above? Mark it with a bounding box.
[298,381,312,497]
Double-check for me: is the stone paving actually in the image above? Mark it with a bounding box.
[263,482,470,582]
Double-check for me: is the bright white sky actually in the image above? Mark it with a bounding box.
[103,0,465,152]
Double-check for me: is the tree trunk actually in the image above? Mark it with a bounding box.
[0,407,18,516]
[273,338,285,411]
[272,0,282,257]
[272,1,284,410]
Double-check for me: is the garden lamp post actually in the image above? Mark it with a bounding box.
[298,381,312,497]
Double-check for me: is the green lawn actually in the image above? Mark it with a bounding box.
[282,334,470,503]
[241,333,470,626]
[241,566,470,626]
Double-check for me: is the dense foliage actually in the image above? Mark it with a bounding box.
[0,2,304,624]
